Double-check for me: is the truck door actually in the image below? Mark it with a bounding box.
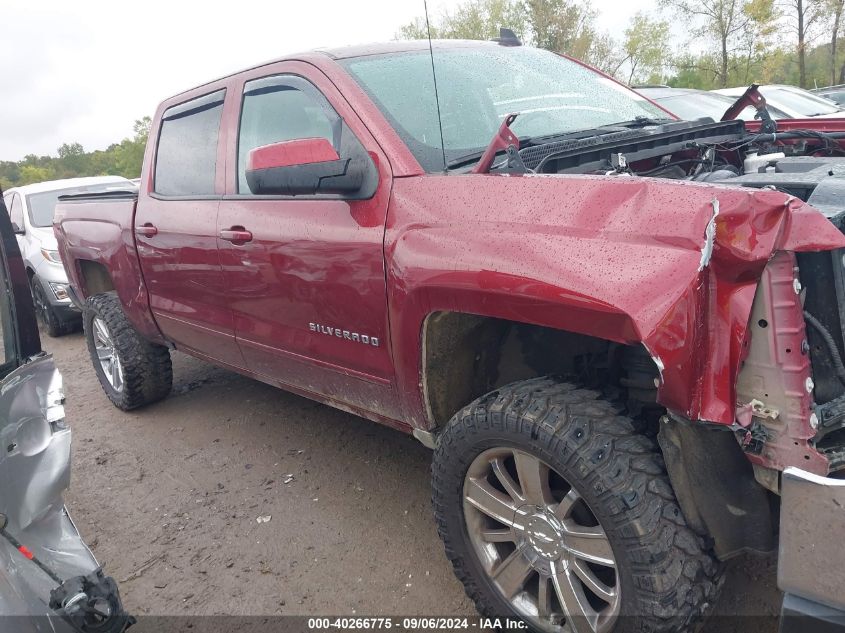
[135,88,243,367]
[217,64,400,419]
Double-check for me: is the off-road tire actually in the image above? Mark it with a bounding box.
[31,275,74,337]
[432,377,723,633]
[84,292,172,410]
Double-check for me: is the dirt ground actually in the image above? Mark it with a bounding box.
[46,330,781,631]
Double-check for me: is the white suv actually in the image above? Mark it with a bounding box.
[2,176,134,335]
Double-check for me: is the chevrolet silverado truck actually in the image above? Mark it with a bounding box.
[53,39,845,632]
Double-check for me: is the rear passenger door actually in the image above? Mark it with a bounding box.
[218,63,400,419]
[135,88,243,366]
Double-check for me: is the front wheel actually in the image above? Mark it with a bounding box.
[30,275,74,337]
[432,378,722,633]
[84,292,172,410]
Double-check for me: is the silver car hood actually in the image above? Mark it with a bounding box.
[0,354,97,629]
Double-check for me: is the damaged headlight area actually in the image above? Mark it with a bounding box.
[48,282,70,302]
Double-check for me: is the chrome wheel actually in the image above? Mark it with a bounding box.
[92,317,123,392]
[463,448,620,633]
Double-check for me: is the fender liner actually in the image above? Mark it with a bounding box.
[658,418,775,559]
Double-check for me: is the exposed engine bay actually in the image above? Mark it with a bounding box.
[507,115,845,477]
[522,118,845,187]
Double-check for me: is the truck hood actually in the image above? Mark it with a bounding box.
[388,173,845,426]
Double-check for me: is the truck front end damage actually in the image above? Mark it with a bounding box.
[642,187,845,556]
[581,175,845,484]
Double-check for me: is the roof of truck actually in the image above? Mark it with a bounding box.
[317,39,500,60]
[6,175,131,196]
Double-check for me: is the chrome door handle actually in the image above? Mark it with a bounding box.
[135,223,158,237]
[219,227,253,243]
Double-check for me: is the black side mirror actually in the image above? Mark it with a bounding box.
[245,138,372,197]
[11,222,23,235]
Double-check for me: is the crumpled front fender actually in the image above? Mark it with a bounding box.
[648,188,845,424]
[388,174,845,430]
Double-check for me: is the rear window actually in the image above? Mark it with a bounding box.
[154,90,225,196]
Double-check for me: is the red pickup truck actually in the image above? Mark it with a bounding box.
[54,39,845,632]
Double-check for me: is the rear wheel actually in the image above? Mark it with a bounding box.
[84,292,172,410]
[432,377,722,633]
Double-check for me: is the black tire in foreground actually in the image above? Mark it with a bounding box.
[432,377,722,633]
[83,292,172,410]
[31,275,75,337]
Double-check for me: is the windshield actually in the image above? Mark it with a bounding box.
[26,182,131,227]
[765,88,840,116]
[341,45,667,171]
[820,90,845,104]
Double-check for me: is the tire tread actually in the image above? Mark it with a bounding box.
[84,292,172,410]
[432,377,722,632]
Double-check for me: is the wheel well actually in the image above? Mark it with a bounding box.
[78,260,115,296]
[420,310,777,560]
[420,311,658,429]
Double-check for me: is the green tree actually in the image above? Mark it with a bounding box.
[613,12,671,83]
[396,0,622,73]
[133,116,152,143]
[525,0,601,62]
[18,165,55,186]
[0,116,150,188]
[782,0,827,86]
[397,0,528,41]
[56,142,90,178]
[57,142,84,158]
[662,0,779,87]
[820,0,845,83]
[397,17,433,39]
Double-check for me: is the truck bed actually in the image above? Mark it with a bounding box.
[53,189,163,343]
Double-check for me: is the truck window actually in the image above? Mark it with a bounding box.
[154,90,225,196]
[237,78,335,193]
[8,194,23,231]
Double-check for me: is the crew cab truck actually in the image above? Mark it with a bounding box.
[54,39,845,632]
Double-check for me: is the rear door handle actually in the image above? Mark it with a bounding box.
[135,223,158,237]
[219,227,253,244]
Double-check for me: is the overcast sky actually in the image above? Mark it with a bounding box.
[1,0,657,161]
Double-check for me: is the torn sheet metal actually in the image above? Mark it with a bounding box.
[698,198,718,271]
[0,355,97,631]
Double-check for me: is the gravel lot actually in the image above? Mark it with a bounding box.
[46,330,781,631]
